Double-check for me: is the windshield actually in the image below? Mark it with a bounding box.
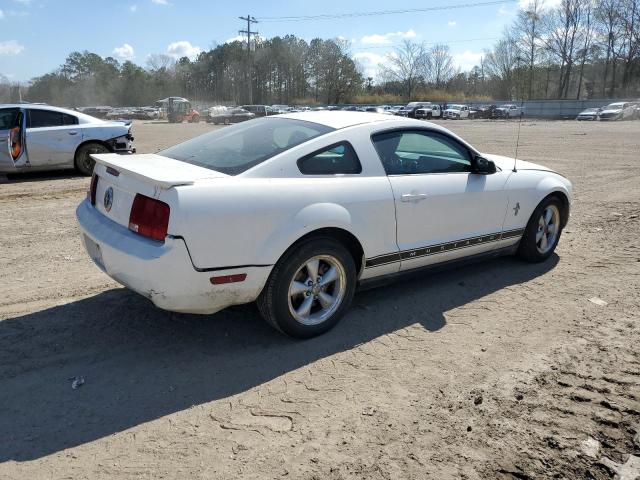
[449,104,464,109]
[159,117,334,175]
[605,103,625,109]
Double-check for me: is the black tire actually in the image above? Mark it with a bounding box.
[224,118,230,125]
[517,196,564,263]
[75,143,110,176]
[257,237,357,338]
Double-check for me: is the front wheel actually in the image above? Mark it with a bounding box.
[517,196,564,262]
[75,143,110,176]
[257,238,357,338]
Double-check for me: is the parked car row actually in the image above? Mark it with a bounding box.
[575,102,640,121]
[77,106,161,120]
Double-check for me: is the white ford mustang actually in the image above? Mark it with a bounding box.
[77,112,571,338]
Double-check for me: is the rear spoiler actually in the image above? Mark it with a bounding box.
[91,153,228,189]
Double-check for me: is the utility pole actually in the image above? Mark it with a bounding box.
[239,14,258,104]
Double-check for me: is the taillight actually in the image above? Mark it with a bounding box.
[9,127,22,161]
[128,194,170,242]
[89,174,98,205]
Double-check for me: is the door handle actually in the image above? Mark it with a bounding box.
[68,131,78,135]
[401,193,428,203]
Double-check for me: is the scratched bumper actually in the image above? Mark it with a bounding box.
[76,199,270,314]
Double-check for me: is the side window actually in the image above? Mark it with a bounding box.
[62,113,79,125]
[297,142,362,175]
[0,108,21,130]
[371,130,472,175]
[28,109,64,128]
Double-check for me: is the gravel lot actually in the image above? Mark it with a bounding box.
[1,119,639,479]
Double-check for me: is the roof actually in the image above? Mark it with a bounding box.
[1,103,106,124]
[276,111,412,129]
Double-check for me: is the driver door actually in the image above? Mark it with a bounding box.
[371,129,511,271]
[0,107,27,172]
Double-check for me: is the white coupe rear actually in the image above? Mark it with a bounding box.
[77,112,572,338]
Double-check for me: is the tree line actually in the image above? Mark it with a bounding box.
[7,36,362,107]
[1,0,638,107]
[381,0,640,101]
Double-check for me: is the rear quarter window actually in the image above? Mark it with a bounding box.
[0,108,21,130]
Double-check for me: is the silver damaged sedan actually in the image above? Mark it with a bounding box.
[0,104,135,176]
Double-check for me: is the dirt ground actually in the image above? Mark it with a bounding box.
[0,118,639,479]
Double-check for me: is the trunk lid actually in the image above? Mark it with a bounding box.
[90,153,226,230]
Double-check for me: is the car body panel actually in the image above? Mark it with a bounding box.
[77,112,572,315]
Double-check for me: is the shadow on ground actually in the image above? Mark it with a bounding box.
[0,255,558,461]
[5,170,83,183]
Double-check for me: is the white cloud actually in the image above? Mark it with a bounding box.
[448,21,457,27]
[0,40,25,55]
[360,29,417,45]
[151,0,169,4]
[113,43,135,61]
[12,0,31,4]
[353,51,389,80]
[0,9,4,18]
[166,40,202,60]
[498,6,509,14]
[452,50,483,71]
[129,4,138,12]
[225,35,244,43]
[520,0,561,8]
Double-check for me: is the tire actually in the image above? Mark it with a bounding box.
[257,237,357,338]
[191,115,200,123]
[517,196,564,263]
[75,142,110,176]
[427,112,432,120]
[224,118,230,125]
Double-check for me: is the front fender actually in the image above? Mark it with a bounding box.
[503,171,572,232]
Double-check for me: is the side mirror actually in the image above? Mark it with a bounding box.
[473,155,496,174]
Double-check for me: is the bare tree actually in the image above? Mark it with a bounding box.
[542,0,584,98]
[484,35,519,98]
[379,40,427,100]
[146,54,176,71]
[512,0,544,98]
[427,44,457,87]
[620,0,640,93]
[595,0,625,96]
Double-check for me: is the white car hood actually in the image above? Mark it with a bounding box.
[444,109,461,113]
[601,108,622,114]
[482,153,554,173]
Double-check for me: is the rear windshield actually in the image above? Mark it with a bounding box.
[0,108,21,130]
[159,117,334,175]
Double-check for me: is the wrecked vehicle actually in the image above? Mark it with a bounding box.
[77,111,572,339]
[0,104,135,176]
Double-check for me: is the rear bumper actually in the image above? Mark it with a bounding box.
[76,200,271,314]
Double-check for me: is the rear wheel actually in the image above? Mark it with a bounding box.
[191,114,200,123]
[517,196,564,262]
[257,238,357,338]
[75,143,110,176]
[224,118,230,125]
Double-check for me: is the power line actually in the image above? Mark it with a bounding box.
[259,0,518,22]
[351,36,501,51]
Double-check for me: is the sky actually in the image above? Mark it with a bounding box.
[0,0,530,83]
